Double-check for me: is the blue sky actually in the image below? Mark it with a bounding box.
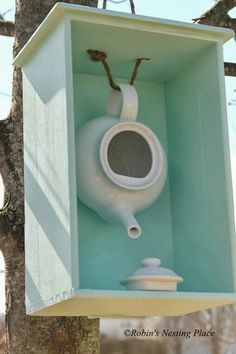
[0,0,236,313]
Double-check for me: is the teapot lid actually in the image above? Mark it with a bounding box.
[120,257,183,288]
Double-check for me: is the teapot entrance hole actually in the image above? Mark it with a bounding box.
[107,131,152,178]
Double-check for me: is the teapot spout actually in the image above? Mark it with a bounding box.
[110,207,141,239]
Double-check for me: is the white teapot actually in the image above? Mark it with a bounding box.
[76,84,167,238]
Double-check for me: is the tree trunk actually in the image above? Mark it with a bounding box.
[0,1,100,353]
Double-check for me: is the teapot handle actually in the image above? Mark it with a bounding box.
[107,84,138,122]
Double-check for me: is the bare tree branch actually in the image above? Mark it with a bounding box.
[193,0,236,24]
[0,19,15,37]
[193,9,234,30]
[224,62,236,76]
[193,0,236,77]
[194,14,236,31]
[214,0,236,11]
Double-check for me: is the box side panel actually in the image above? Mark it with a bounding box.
[216,43,236,291]
[165,44,234,292]
[74,74,174,290]
[23,20,78,312]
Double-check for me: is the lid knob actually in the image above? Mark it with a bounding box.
[141,257,161,267]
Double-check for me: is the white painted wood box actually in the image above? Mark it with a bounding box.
[14,3,236,317]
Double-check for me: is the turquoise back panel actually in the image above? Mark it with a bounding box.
[74,74,174,290]
[72,32,235,293]
[165,45,234,292]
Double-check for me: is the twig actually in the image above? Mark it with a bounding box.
[87,49,120,91]
[130,58,150,85]
[87,50,150,88]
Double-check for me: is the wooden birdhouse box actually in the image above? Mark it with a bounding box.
[14,2,236,317]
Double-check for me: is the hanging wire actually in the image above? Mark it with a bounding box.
[102,0,135,14]
[108,0,127,3]
[129,0,135,14]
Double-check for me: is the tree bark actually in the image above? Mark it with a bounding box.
[0,0,100,353]
[193,0,236,26]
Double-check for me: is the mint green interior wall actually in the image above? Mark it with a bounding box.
[165,44,234,292]
[74,74,173,290]
[71,19,235,293]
